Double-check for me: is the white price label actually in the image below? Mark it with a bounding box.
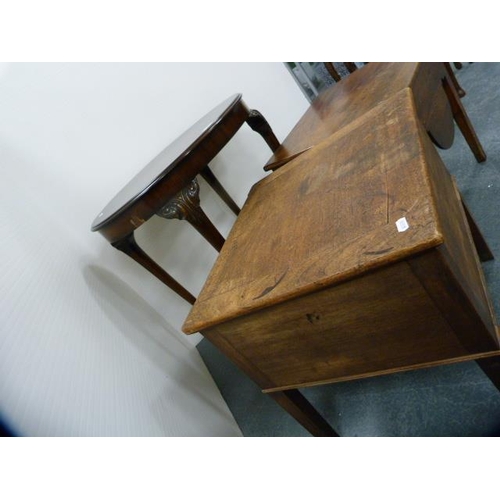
[396,217,409,232]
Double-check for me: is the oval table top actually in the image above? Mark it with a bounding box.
[91,93,243,232]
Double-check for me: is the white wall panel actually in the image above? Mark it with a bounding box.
[0,63,308,435]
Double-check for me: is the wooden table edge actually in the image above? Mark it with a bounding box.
[182,234,445,335]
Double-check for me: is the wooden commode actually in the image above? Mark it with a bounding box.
[183,89,500,436]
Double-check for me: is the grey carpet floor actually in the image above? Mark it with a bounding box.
[197,62,500,436]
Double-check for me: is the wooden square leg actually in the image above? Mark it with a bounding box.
[477,354,500,391]
[444,62,466,98]
[269,389,339,437]
[461,197,494,261]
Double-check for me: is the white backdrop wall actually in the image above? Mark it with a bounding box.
[0,63,308,436]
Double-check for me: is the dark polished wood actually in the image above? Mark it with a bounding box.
[93,94,250,242]
[156,179,225,252]
[444,62,466,97]
[92,94,279,302]
[200,165,240,216]
[264,63,481,172]
[184,90,499,436]
[246,109,280,152]
[113,233,196,305]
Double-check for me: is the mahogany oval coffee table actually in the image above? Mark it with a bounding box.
[91,94,279,304]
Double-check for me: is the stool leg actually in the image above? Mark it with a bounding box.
[200,165,240,216]
[444,62,466,98]
[157,179,225,252]
[269,389,339,437]
[461,196,494,261]
[246,109,280,152]
[113,233,196,305]
[442,69,487,163]
[477,355,500,391]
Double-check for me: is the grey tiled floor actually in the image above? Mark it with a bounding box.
[197,63,500,436]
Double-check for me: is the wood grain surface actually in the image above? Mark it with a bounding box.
[264,62,455,171]
[184,89,442,333]
[182,75,498,433]
[413,120,498,344]
[203,260,470,390]
[184,86,498,394]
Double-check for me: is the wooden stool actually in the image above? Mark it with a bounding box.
[91,94,279,304]
[183,89,500,436]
